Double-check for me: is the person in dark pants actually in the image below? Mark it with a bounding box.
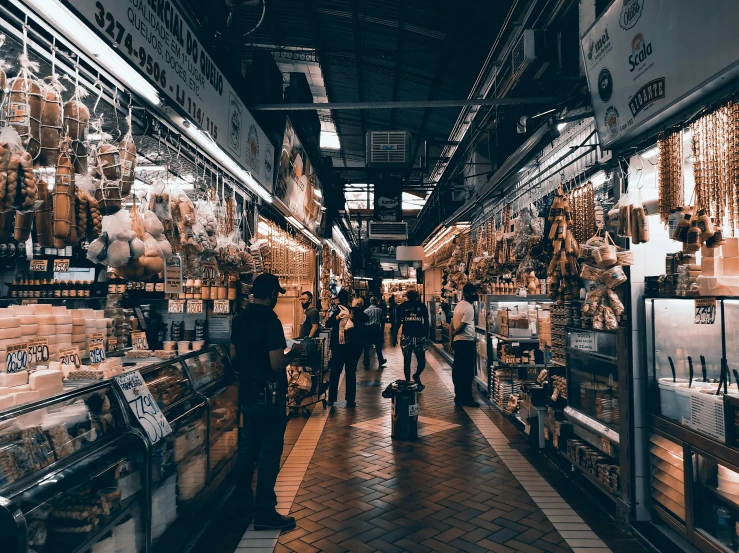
[231,273,303,531]
[391,289,430,391]
[363,296,387,369]
[451,283,480,407]
[298,291,320,338]
[326,291,367,407]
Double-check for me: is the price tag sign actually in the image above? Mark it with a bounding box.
[213,299,230,315]
[570,332,596,351]
[115,371,173,445]
[28,337,49,366]
[89,332,106,343]
[6,342,29,373]
[131,332,149,351]
[30,259,48,271]
[108,337,118,352]
[695,298,717,324]
[59,346,81,369]
[164,255,183,294]
[21,299,38,305]
[202,261,218,281]
[601,437,612,456]
[53,258,70,272]
[89,340,106,364]
[168,299,185,314]
[187,299,203,314]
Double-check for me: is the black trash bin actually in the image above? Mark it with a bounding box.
[383,380,418,440]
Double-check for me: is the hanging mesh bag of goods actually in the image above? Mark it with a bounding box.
[8,76,43,160]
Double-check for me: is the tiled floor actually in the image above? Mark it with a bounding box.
[194,335,652,553]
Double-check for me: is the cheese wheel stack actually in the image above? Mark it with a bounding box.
[55,314,73,359]
[722,238,739,276]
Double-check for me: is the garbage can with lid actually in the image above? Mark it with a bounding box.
[382,380,418,440]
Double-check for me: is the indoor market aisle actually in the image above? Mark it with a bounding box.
[197,339,651,553]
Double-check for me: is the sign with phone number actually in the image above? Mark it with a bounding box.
[66,0,275,192]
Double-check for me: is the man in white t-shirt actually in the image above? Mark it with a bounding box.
[450,283,479,407]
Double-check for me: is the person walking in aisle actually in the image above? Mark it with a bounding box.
[451,283,480,407]
[298,291,320,338]
[363,296,387,369]
[326,290,366,407]
[230,273,303,530]
[391,289,430,391]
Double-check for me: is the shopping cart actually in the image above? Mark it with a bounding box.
[287,337,329,417]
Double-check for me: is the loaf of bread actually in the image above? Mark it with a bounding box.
[35,177,52,247]
[8,77,42,159]
[39,85,63,166]
[53,146,76,243]
[119,135,136,196]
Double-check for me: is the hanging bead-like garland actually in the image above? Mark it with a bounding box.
[657,129,684,227]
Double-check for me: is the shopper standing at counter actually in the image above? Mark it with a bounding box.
[231,273,303,531]
[391,289,430,391]
[451,283,480,407]
[299,291,320,338]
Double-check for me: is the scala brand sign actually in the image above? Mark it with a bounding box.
[63,0,275,192]
[582,0,739,148]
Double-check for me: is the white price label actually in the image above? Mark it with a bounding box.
[28,337,49,366]
[131,332,149,351]
[168,299,185,314]
[53,259,70,272]
[108,337,118,352]
[30,259,48,271]
[213,299,230,315]
[59,346,81,369]
[570,332,596,351]
[6,342,29,373]
[187,299,203,314]
[89,342,106,364]
[695,298,717,324]
[115,371,173,445]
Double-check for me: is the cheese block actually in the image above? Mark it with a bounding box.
[0,395,13,411]
[56,336,72,346]
[21,324,38,336]
[702,257,723,277]
[31,304,53,314]
[71,333,86,343]
[0,370,28,387]
[8,305,33,315]
[701,246,719,258]
[48,361,62,371]
[84,318,97,327]
[12,390,42,406]
[0,327,22,339]
[94,310,105,319]
[29,369,63,391]
[725,238,739,258]
[77,308,94,319]
[0,317,20,329]
[95,320,107,330]
[72,321,85,329]
[688,270,702,279]
[54,315,73,325]
[0,363,6,373]
[51,306,68,315]
[19,315,37,325]
[724,257,739,276]
[37,324,55,335]
[47,335,57,345]
[56,324,73,335]
[106,318,114,328]
[9,384,31,392]
[37,314,55,325]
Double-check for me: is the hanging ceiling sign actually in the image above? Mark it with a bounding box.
[62,0,275,192]
[582,0,739,149]
[274,118,325,231]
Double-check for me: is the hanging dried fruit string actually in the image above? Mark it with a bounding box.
[657,129,684,226]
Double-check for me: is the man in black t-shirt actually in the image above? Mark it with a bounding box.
[298,291,320,338]
[391,290,430,390]
[231,273,302,531]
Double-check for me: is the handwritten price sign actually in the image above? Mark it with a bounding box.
[59,346,81,369]
[168,299,185,314]
[6,342,29,373]
[187,299,203,314]
[695,298,717,324]
[115,371,172,445]
[213,299,230,315]
[30,259,48,271]
[28,338,49,366]
[108,337,118,352]
[131,332,149,351]
[53,259,70,272]
[89,341,106,364]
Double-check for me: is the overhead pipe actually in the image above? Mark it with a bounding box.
[249,97,558,110]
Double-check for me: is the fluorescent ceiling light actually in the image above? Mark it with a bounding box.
[23,0,160,106]
[136,165,168,173]
[258,220,271,235]
[183,123,272,203]
[557,123,567,131]
[320,131,341,150]
[286,216,304,230]
[641,147,659,159]
[332,226,351,253]
[301,228,321,246]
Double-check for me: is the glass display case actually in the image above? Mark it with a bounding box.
[0,347,239,553]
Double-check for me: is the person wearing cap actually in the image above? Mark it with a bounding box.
[450,283,480,407]
[325,289,364,407]
[230,273,303,531]
[391,289,430,390]
[363,296,387,370]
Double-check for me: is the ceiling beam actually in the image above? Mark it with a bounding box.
[410,4,464,169]
[389,0,407,129]
[250,97,557,110]
[350,0,367,162]
[302,0,347,167]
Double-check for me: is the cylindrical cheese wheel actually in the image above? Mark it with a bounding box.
[37,315,55,325]
[56,324,73,334]
[0,327,22,339]
[54,315,73,325]
[31,304,53,314]
[21,324,38,336]
[19,315,37,325]
[51,306,68,315]
[71,333,85,343]
[0,317,20,329]
[47,335,57,345]
[56,336,72,346]
[37,324,55,335]
[725,237,739,258]
[95,320,107,330]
